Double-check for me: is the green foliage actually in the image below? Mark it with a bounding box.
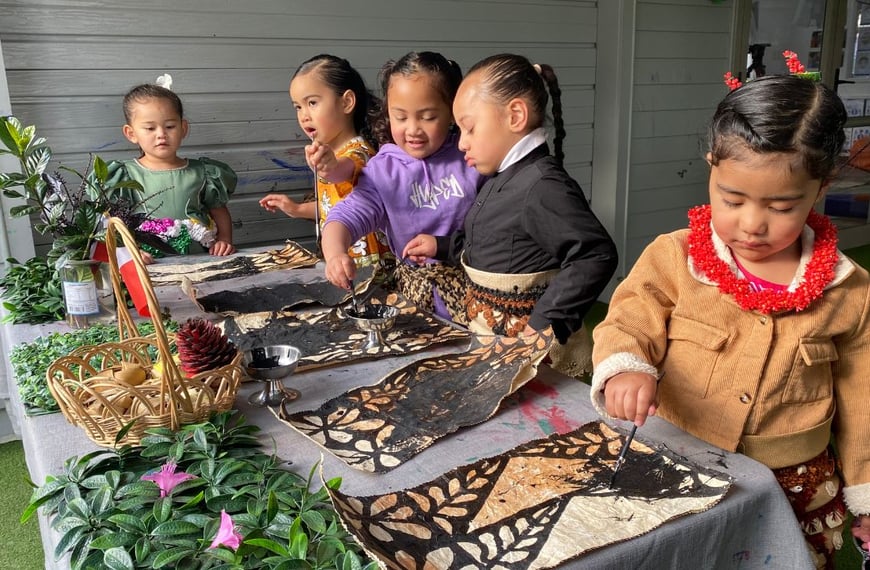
[23,411,376,570]
[0,256,64,324]
[0,116,150,269]
[0,116,161,325]
[10,320,178,414]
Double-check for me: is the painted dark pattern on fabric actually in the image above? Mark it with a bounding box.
[277,332,553,472]
[328,422,732,569]
[191,264,375,314]
[147,240,318,285]
[220,292,471,371]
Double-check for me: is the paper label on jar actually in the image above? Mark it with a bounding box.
[63,281,99,315]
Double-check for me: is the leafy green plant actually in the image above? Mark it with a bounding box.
[0,116,175,322]
[22,411,375,570]
[11,320,178,414]
[0,116,162,269]
[0,256,65,324]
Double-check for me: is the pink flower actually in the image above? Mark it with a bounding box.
[140,461,195,497]
[209,510,242,550]
[138,218,176,235]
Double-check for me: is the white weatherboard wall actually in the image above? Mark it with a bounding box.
[0,39,30,442]
[623,0,733,269]
[0,0,598,254]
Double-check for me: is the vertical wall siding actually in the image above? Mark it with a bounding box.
[627,0,732,267]
[0,0,597,253]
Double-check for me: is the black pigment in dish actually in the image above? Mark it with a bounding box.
[346,304,391,320]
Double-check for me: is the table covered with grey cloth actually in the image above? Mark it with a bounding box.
[2,252,814,570]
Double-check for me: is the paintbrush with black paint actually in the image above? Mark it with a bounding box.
[608,423,638,489]
[609,371,664,489]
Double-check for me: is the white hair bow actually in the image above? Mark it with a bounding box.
[155,74,173,90]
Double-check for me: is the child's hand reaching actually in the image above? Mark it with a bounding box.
[260,194,303,217]
[325,253,357,291]
[210,240,235,256]
[402,234,437,264]
[852,515,870,553]
[603,372,659,427]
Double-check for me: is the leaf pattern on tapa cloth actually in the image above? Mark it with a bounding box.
[218,291,471,373]
[275,331,554,472]
[326,422,733,570]
[147,240,318,285]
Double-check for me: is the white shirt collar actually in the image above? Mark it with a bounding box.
[497,127,548,173]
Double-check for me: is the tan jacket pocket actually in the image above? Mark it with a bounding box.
[782,338,837,404]
[666,315,728,398]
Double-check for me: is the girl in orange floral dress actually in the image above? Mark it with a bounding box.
[260,54,392,267]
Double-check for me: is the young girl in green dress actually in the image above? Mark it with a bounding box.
[107,80,236,256]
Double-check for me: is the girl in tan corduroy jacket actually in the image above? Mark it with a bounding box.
[591,74,870,569]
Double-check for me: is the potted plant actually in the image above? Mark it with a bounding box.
[0,116,167,326]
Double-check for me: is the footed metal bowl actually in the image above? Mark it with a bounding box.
[344,304,400,349]
[242,345,301,406]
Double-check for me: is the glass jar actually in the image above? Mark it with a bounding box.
[59,259,115,328]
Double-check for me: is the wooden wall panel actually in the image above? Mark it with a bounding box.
[625,0,733,268]
[0,0,597,252]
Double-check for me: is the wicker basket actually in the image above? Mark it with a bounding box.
[46,217,243,447]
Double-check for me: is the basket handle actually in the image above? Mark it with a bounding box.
[103,217,183,428]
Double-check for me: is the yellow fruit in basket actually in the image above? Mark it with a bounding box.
[117,363,147,386]
[176,385,204,413]
[152,355,182,379]
[88,370,117,388]
[82,372,119,407]
[86,398,105,415]
[107,392,134,413]
[129,393,164,416]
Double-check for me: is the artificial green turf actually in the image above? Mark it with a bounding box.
[0,440,42,569]
[845,243,870,271]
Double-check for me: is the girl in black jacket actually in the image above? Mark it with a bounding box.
[403,53,618,378]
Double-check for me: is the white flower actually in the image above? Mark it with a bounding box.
[183,219,216,248]
[162,220,182,239]
[155,74,173,90]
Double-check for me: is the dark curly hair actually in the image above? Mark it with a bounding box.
[122,84,183,123]
[370,51,463,146]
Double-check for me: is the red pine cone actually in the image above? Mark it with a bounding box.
[175,318,237,374]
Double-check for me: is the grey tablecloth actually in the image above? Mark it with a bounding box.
[2,253,815,570]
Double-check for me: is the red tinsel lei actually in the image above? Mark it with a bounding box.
[687,205,839,313]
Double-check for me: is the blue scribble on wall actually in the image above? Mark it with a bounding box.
[269,156,309,172]
[94,140,120,150]
[243,173,312,186]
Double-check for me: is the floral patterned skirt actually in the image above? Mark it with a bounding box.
[772,447,846,569]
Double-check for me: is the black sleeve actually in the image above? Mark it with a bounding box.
[523,175,618,342]
[435,231,466,265]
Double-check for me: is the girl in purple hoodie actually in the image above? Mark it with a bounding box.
[322,51,483,319]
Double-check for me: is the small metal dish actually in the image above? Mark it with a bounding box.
[344,304,400,349]
[242,345,301,407]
